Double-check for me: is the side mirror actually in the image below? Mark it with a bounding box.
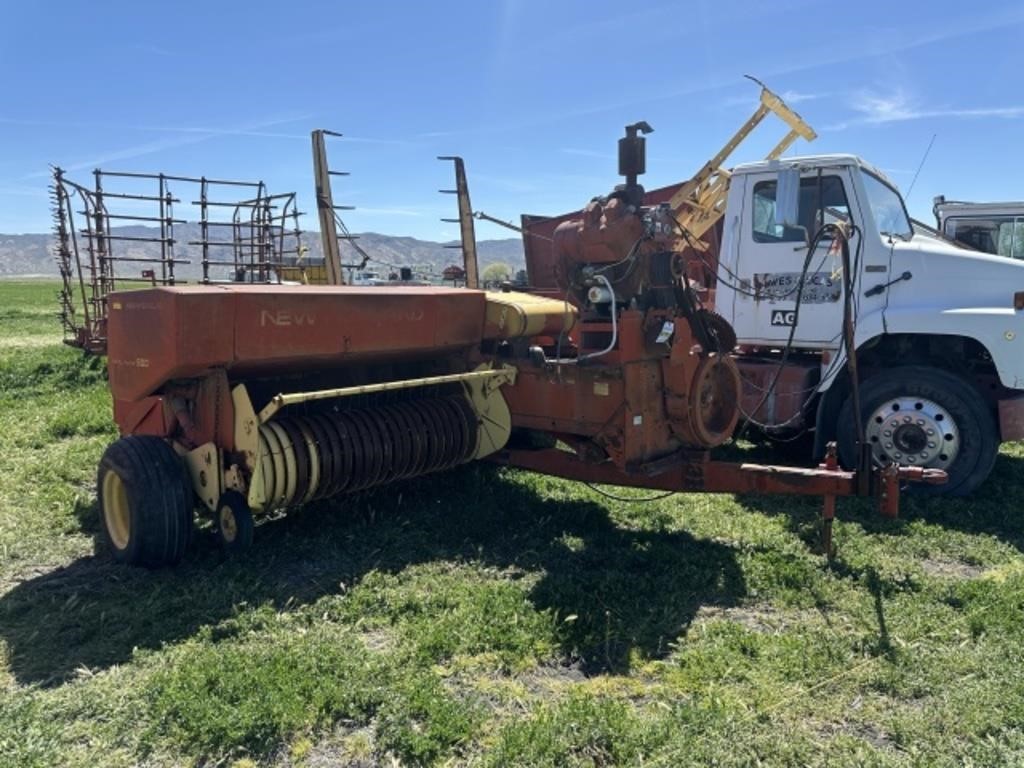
[774,167,801,228]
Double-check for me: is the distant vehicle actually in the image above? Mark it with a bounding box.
[350,270,386,285]
[933,197,1024,259]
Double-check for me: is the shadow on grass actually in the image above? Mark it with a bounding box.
[718,441,1024,552]
[0,464,745,686]
[72,497,101,534]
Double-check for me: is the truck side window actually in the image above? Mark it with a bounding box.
[947,219,1000,253]
[752,176,850,243]
[950,217,1024,259]
[1000,219,1024,259]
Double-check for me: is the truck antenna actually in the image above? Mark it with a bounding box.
[905,133,937,203]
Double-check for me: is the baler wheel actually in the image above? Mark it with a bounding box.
[213,490,254,555]
[97,436,192,567]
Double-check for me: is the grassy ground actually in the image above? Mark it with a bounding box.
[1,279,1023,767]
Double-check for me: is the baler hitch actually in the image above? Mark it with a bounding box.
[815,442,947,556]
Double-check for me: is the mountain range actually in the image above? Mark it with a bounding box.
[0,224,526,280]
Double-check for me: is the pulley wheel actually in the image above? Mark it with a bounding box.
[688,355,742,447]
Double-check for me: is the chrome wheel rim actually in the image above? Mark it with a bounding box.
[864,396,960,470]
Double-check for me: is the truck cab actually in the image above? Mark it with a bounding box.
[933,198,1024,259]
[719,155,1024,494]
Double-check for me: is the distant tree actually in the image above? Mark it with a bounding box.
[481,262,511,285]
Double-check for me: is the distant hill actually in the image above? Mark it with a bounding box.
[0,224,526,280]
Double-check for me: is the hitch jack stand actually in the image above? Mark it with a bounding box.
[815,442,839,558]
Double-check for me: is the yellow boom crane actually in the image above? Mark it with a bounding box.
[668,78,817,247]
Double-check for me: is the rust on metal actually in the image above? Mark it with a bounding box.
[736,356,818,431]
[311,129,344,285]
[51,167,308,353]
[498,446,860,498]
[438,156,480,289]
[816,443,839,555]
[997,395,1024,441]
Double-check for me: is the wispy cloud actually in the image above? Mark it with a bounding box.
[132,43,176,58]
[779,89,824,105]
[417,130,458,139]
[824,88,1024,131]
[0,185,46,198]
[21,114,313,179]
[764,6,1024,81]
[0,116,302,139]
[468,172,538,194]
[441,6,1024,138]
[720,89,826,109]
[354,207,426,217]
[560,148,615,160]
[334,135,413,146]
[0,116,408,147]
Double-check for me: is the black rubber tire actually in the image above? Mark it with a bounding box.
[213,490,255,555]
[836,365,998,497]
[96,436,193,567]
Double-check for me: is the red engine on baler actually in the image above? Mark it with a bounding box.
[500,121,742,472]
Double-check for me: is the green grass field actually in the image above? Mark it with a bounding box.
[2,279,1023,767]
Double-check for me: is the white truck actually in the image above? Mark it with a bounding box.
[933,197,1024,259]
[522,147,1024,497]
[712,155,1024,495]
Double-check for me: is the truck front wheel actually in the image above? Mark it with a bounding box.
[836,366,997,497]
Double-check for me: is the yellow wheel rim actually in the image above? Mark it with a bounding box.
[102,471,131,550]
[219,506,238,543]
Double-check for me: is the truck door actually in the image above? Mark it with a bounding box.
[729,169,857,348]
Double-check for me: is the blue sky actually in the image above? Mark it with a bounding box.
[1,0,1022,240]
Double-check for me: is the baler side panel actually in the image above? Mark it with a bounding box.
[107,286,490,405]
[108,288,236,404]
[231,289,486,370]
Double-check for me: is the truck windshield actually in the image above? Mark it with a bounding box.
[861,171,913,241]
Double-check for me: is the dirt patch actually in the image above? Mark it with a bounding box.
[518,661,588,697]
[273,724,382,768]
[359,628,394,654]
[817,718,894,751]
[920,558,985,580]
[693,603,818,634]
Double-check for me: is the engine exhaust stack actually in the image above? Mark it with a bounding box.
[617,121,653,207]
